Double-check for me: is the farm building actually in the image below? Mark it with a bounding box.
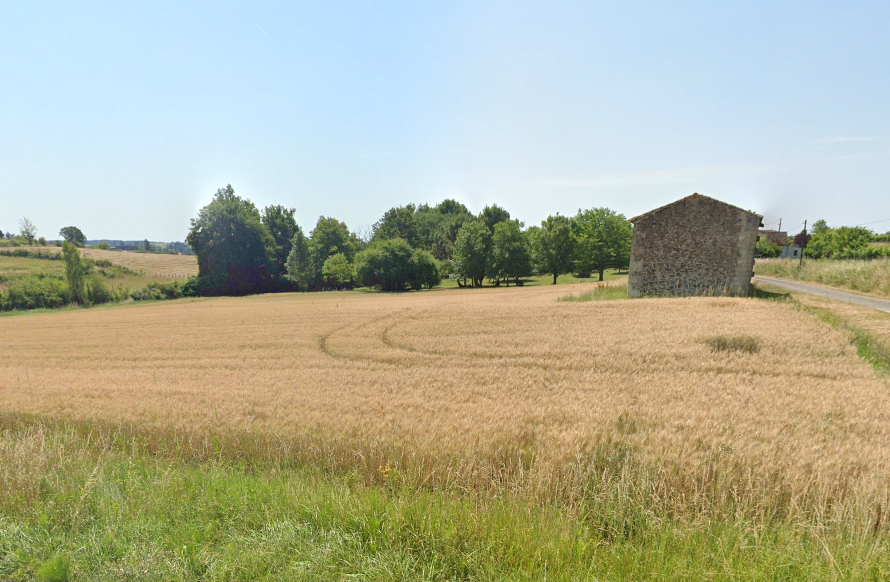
[627,193,762,297]
[758,229,788,246]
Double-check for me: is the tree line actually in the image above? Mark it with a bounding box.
[186,184,634,296]
[756,220,890,259]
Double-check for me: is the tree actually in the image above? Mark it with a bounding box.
[19,217,37,245]
[572,208,633,281]
[409,249,442,290]
[452,220,492,287]
[310,217,360,284]
[354,238,415,291]
[186,184,276,295]
[490,219,532,285]
[59,226,87,247]
[285,227,314,290]
[793,229,811,250]
[372,204,421,248]
[0,229,4,238]
[534,214,575,285]
[755,239,782,258]
[480,204,511,234]
[143,239,151,252]
[321,253,354,289]
[62,241,89,304]
[262,205,298,279]
[96,241,111,250]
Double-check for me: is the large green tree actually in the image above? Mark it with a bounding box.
[62,241,89,304]
[186,185,276,295]
[59,226,87,247]
[452,220,491,287]
[372,204,421,248]
[285,227,314,290]
[262,205,298,279]
[354,238,413,291]
[480,204,511,235]
[321,253,355,290]
[489,220,532,285]
[534,214,575,285]
[572,208,633,281]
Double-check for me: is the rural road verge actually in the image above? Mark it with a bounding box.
[753,276,890,314]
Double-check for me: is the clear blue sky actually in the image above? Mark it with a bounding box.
[2,1,888,241]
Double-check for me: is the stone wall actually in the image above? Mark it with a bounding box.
[627,194,761,297]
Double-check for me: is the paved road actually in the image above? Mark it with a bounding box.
[753,276,890,314]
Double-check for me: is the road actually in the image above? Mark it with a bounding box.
[753,276,890,314]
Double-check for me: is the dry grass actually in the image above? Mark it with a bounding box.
[756,257,890,298]
[31,246,198,279]
[2,283,890,523]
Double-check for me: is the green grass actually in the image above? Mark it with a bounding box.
[2,418,890,580]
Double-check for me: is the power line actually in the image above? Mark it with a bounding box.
[855,217,890,227]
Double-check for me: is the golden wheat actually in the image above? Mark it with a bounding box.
[1,282,889,518]
[32,246,198,279]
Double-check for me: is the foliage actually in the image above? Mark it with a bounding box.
[186,185,277,296]
[261,205,298,280]
[59,226,86,247]
[285,227,314,291]
[309,217,361,288]
[533,214,575,285]
[130,277,200,301]
[372,204,421,248]
[572,208,632,280]
[95,241,111,250]
[489,219,532,285]
[0,276,68,311]
[755,239,782,258]
[62,241,89,304]
[805,223,883,259]
[480,204,511,234]
[452,220,491,287]
[321,253,355,290]
[409,248,442,290]
[792,229,811,249]
[354,238,416,291]
[18,217,37,245]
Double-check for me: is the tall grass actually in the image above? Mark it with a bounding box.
[2,418,888,580]
[756,257,890,297]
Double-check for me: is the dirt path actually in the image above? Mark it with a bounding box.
[754,276,890,314]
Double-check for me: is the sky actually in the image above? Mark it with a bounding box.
[1,1,888,241]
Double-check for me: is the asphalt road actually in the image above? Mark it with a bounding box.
[753,276,890,314]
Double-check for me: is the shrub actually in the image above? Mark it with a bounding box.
[130,277,200,301]
[0,276,69,311]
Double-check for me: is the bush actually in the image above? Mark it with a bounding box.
[354,239,442,292]
[131,277,200,301]
[0,276,69,311]
[755,239,782,258]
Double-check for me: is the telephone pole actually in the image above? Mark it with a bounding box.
[778,218,782,233]
[799,220,806,267]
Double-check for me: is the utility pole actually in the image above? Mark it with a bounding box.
[778,218,782,233]
[799,220,806,267]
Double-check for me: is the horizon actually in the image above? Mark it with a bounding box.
[2,1,888,240]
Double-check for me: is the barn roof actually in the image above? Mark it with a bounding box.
[629,193,763,224]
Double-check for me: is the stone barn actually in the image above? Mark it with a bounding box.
[627,193,762,298]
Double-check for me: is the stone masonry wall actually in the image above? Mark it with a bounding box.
[627,195,760,297]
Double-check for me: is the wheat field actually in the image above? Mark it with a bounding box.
[32,246,198,279]
[2,283,889,520]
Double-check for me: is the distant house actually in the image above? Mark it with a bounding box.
[758,229,788,246]
[779,245,802,259]
[627,193,763,297]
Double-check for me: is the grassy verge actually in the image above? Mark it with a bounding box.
[2,418,887,581]
[755,258,890,298]
[798,304,890,377]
